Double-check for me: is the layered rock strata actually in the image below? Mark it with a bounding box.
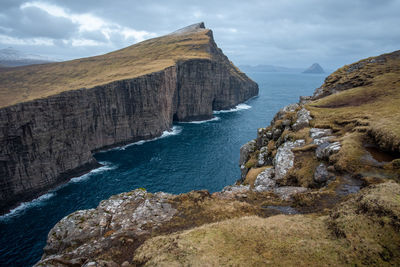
[0,23,258,214]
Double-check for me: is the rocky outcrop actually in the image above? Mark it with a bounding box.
[37,189,176,266]
[312,50,400,100]
[0,24,258,214]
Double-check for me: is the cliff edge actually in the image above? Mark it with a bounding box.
[0,22,258,214]
[36,50,400,266]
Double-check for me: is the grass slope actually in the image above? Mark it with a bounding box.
[134,182,400,266]
[0,27,216,108]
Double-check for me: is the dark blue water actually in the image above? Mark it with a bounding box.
[0,72,326,266]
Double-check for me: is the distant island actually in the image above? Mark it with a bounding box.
[303,63,325,73]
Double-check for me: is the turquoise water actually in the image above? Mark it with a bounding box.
[0,72,326,266]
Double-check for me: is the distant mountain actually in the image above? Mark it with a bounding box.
[0,47,57,67]
[239,64,303,73]
[303,63,325,74]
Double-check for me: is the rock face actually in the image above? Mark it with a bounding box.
[0,23,258,214]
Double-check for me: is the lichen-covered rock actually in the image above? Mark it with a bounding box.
[254,168,276,192]
[274,140,305,180]
[299,95,312,105]
[218,185,250,199]
[257,146,269,166]
[316,142,341,160]
[36,189,177,266]
[274,186,308,201]
[271,103,300,124]
[239,140,256,166]
[292,108,312,131]
[314,163,329,183]
[310,128,333,140]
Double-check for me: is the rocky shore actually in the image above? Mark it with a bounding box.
[0,23,258,214]
[36,50,400,266]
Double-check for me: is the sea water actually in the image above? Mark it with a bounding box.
[0,72,326,266]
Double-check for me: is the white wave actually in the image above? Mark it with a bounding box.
[213,103,252,114]
[0,192,56,221]
[0,162,116,220]
[70,161,116,183]
[180,116,220,124]
[119,126,182,150]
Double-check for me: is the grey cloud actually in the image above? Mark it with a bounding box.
[13,6,78,39]
[0,0,399,69]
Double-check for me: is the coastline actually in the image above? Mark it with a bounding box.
[0,102,253,217]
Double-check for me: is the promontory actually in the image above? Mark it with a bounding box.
[0,22,258,214]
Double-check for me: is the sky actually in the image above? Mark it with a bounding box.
[0,0,399,69]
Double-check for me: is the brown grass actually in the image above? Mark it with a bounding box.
[0,29,225,108]
[133,182,400,266]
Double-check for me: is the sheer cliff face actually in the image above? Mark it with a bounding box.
[0,23,258,214]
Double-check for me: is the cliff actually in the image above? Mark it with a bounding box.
[36,51,400,266]
[0,22,258,214]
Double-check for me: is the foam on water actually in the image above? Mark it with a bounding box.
[180,116,220,124]
[0,161,116,220]
[120,126,182,150]
[0,192,56,221]
[70,161,116,183]
[213,103,252,114]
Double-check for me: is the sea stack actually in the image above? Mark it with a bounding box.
[303,63,325,73]
[0,22,258,214]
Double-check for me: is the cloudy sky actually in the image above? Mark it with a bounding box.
[0,0,399,69]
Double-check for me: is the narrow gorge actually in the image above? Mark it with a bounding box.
[0,23,258,214]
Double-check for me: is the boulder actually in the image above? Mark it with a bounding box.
[310,128,333,139]
[239,140,256,166]
[257,146,269,166]
[316,142,341,160]
[254,168,276,192]
[272,103,300,123]
[292,108,312,131]
[218,185,250,199]
[314,163,329,183]
[41,189,177,262]
[274,140,305,181]
[274,186,308,201]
